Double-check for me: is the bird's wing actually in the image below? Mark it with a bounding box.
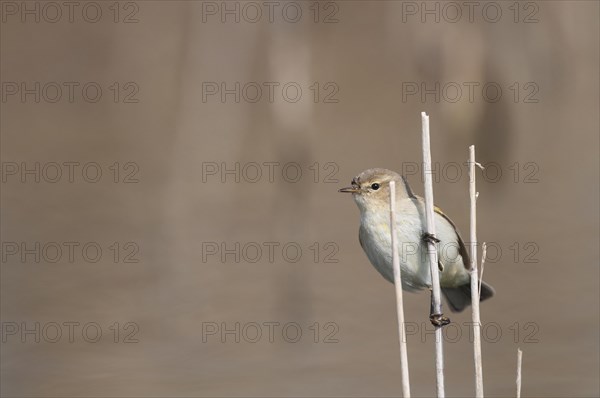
[401,176,470,270]
[434,206,472,270]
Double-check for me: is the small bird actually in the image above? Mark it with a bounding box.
[339,168,494,324]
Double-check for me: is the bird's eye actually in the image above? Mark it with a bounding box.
[371,183,380,190]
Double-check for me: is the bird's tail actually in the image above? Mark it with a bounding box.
[442,280,495,313]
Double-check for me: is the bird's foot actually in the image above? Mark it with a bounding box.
[422,232,441,245]
[429,313,451,327]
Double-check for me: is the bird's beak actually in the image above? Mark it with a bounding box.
[339,185,360,193]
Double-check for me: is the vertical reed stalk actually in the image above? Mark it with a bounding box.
[389,180,411,397]
[421,112,445,398]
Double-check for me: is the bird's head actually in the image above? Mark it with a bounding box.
[339,168,407,212]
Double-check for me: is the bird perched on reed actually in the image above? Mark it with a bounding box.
[339,168,494,325]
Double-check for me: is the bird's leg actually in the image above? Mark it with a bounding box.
[424,234,449,326]
[429,288,450,327]
[422,232,444,275]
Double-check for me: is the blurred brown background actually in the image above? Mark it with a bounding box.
[1,1,598,397]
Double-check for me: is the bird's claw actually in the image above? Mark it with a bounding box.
[422,232,441,245]
[429,313,450,327]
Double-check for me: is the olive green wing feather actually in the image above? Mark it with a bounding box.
[434,206,471,270]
